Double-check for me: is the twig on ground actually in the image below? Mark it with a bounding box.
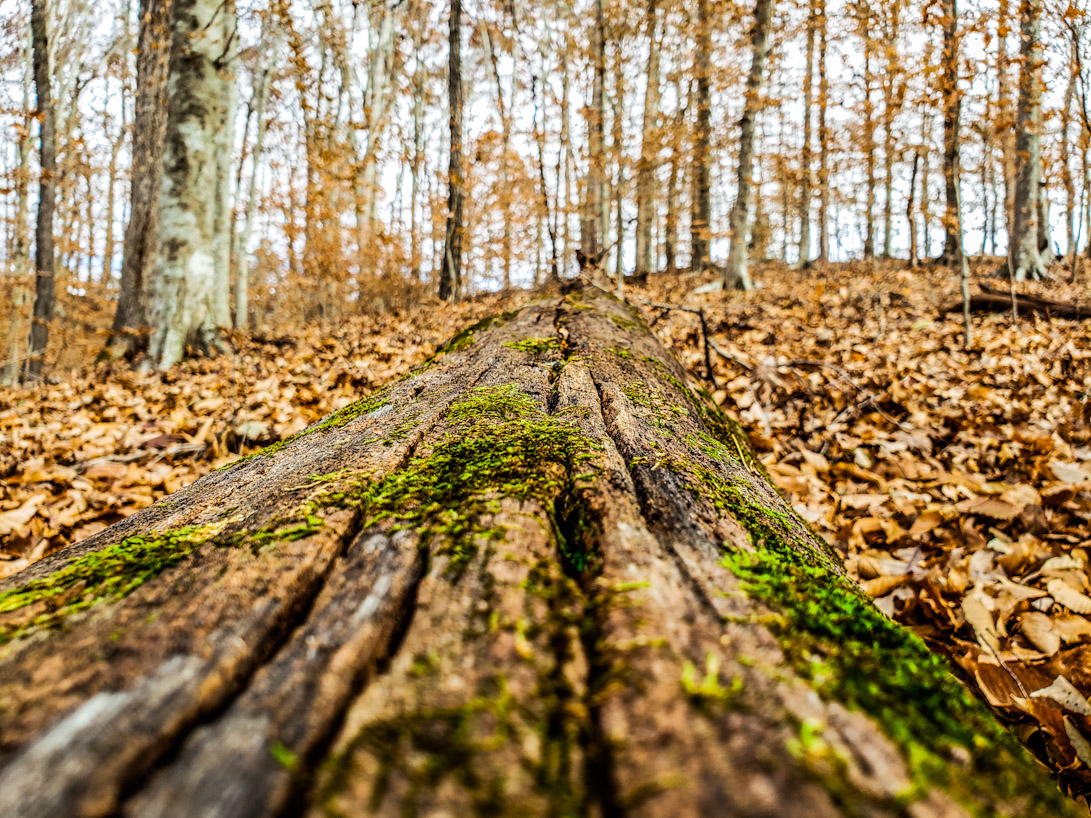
[630,297,719,389]
[779,360,915,432]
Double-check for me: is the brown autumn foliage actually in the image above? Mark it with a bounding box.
[2,260,1091,795]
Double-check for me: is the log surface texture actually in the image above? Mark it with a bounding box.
[0,284,1078,818]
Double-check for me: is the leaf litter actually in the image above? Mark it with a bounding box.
[1,261,1090,798]
[639,258,1091,799]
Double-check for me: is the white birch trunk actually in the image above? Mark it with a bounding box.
[147,0,233,369]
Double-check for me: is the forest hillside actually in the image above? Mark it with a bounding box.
[2,0,1091,812]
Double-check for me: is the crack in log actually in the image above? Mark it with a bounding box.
[115,370,497,818]
[550,301,624,818]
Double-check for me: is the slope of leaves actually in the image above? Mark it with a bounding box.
[3,261,1091,799]
[639,258,1091,801]
[0,291,520,579]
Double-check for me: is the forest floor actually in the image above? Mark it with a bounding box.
[2,259,1091,793]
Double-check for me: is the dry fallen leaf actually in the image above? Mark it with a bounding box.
[1049,580,1091,615]
[962,591,1000,652]
[1021,611,1061,656]
[1065,718,1091,768]
[1031,676,1091,716]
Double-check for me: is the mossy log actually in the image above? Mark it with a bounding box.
[0,283,1078,818]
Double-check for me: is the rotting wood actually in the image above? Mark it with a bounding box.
[944,284,1091,320]
[0,283,1080,818]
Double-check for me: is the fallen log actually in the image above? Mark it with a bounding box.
[0,283,1078,817]
[944,284,1091,320]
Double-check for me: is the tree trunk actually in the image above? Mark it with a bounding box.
[997,0,1016,250]
[919,105,933,258]
[211,0,237,330]
[0,283,1079,818]
[1085,151,1091,261]
[1009,0,1048,282]
[691,0,712,271]
[665,112,681,271]
[24,0,56,384]
[612,41,625,289]
[634,0,661,278]
[145,0,233,369]
[109,0,174,359]
[354,0,396,286]
[438,0,464,302]
[103,5,131,289]
[817,0,830,263]
[725,0,775,291]
[483,18,514,289]
[583,0,607,264]
[940,0,962,264]
[233,22,279,331]
[908,149,920,268]
[409,4,425,284]
[3,32,34,387]
[1061,46,1077,258]
[861,13,876,261]
[984,119,996,255]
[560,39,574,275]
[880,1,903,260]
[797,0,816,269]
[533,73,561,284]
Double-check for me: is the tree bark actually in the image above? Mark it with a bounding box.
[109,0,174,359]
[439,0,464,302]
[3,30,34,387]
[233,20,279,331]
[797,0,816,269]
[211,0,237,330]
[817,0,830,263]
[582,0,607,264]
[612,39,625,289]
[0,283,1080,818]
[409,1,426,283]
[1009,0,1048,281]
[483,17,514,289]
[879,0,904,260]
[725,0,775,291]
[691,0,712,271]
[145,0,233,369]
[908,149,920,268]
[24,0,56,384]
[861,9,876,261]
[940,0,963,264]
[1061,44,1077,258]
[997,0,1016,250]
[634,0,661,278]
[354,0,396,286]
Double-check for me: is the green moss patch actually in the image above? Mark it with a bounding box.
[622,382,687,420]
[724,546,1074,816]
[0,522,224,644]
[316,674,581,817]
[315,385,600,569]
[222,310,523,471]
[436,310,521,356]
[504,337,561,356]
